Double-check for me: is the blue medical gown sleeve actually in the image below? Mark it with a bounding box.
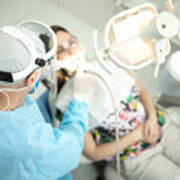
[37,90,52,124]
[58,173,72,180]
[32,98,88,179]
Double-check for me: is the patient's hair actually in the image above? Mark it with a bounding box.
[40,25,74,93]
[51,25,69,34]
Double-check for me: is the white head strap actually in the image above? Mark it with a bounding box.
[0,20,57,84]
[0,26,42,83]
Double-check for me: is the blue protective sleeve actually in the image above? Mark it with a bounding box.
[32,98,88,179]
[37,90,53,124]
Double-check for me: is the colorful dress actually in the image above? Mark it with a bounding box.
[91,85,165,162]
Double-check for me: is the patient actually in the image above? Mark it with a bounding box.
[83,70,180,180]
[41,25,180,180]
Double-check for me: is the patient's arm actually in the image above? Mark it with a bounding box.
[126,71,160,144]
[83,124,144,161]
[126,71,156,118]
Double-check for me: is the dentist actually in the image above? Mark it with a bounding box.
[0,20,89,180]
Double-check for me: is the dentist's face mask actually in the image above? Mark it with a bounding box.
[55,30,85,72]
[28,77,41,94]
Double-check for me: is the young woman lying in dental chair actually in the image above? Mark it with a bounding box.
[40,25,180,180]
[83,69,180,180]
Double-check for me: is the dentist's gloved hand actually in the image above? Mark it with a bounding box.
[55,63,94,113]
[73,66,94,102]
[55,61,112,130]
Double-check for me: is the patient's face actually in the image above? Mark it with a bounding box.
[55,30,84,73]
[56,31,82,60]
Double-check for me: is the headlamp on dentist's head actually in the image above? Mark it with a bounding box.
[0,20,57,86]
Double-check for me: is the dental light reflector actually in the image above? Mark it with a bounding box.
[94,3,176,77]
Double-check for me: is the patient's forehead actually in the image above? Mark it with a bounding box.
[49,30,71,48]
[56,31,71,45]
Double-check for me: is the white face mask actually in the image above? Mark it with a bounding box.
[56,52,85,72]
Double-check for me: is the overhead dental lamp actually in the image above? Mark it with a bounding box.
[94,2,180,78]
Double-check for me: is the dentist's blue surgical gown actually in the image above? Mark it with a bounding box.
[0,96,88,180]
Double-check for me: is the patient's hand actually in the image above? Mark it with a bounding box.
[133,123,145,142]
[144,115,160,144]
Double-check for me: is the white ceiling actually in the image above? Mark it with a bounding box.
[51,0,118,30]
[2,0,179,30]
[49,0,180,31]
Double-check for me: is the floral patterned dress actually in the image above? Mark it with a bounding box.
[91,85,165,162]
